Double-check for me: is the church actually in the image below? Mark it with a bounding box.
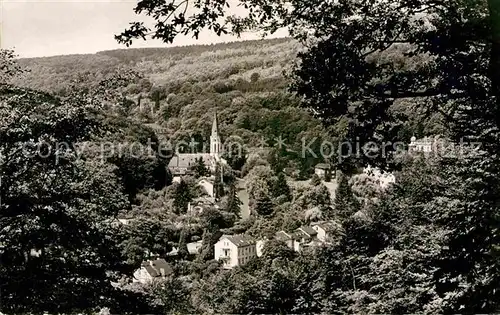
[167,113,223,176]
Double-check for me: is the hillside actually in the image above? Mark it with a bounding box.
[14,38,329,178]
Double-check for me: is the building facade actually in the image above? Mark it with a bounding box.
[214,235,257,269]
[314,163,332,179]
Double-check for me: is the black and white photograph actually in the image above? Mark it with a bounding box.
[1,0,500,313]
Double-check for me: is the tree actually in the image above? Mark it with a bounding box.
[213,163,224,199]
[222,135,248,171]
[172,179,193,214]
[120,218,176,265]
[191,156,209,178]
[0,86,150,313]
[149,277,194,313]
[177,228,189,259]
[304,183,331,210]
[225,183,242,217]
[254,193,274,216]
[0,49,25,84]
[270,172,291,201]
[334,173,361,219]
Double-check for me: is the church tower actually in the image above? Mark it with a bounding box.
[210,112,221,159]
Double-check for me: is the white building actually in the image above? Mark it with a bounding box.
[294,226,318,251]
[133,259,173,284]
[408,136,437,153]
[214,234,257,269]
[311,221,341,243]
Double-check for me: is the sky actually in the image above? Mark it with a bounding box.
[2,0,288,58]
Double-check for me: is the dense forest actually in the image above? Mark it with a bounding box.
[3,0,500,311]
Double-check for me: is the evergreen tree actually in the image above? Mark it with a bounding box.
[173,180,193,214]
[268,148,287,174]
[213,164,224,199]
[254,194,274,216]
[177,228,189,259]
[271,172,291,201]
[226,184,242,217]
[334,173,361,219]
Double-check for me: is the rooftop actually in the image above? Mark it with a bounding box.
[221,234,256,247]
[275,230,294,241]
[141,259,173,277]
[296,226,318,237]
[315,163,331,170]
[168,153,212,169]
[312,221,340,232]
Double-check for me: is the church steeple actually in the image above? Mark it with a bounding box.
[211,112,219,136]
[210,112,221,158]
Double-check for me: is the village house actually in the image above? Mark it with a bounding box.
[314,163,332,179]
[214,234,257,269]
[275,230,297,251]
[187,196,217,215]
[133,259,173,284]
[409,136,436,152]
[295,226,318,242]
[294,226,318,251]
[311,221,342,243]
[408,135,450,153]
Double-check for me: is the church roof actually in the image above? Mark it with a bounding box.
[168,153,212,169]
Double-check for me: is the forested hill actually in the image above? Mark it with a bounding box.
[14,38,297,92]
[13,38,334,177]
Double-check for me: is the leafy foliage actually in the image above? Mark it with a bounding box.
[0,86,147,313]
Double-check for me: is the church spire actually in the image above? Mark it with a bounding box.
[210,111,221,158]
[211,112,219,136]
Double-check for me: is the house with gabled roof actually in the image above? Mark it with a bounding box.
[214,234,257,269]
[295,226,318,241]
[311,221,341,243]
[275,230,295,249]
[133,258,173,284]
